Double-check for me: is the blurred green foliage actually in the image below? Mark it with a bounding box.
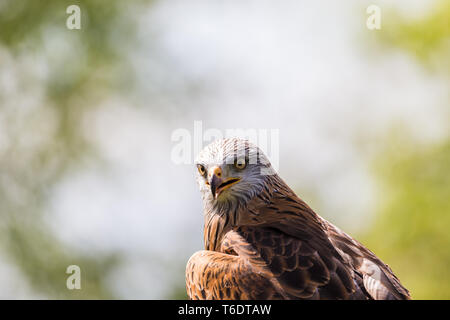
[363,139,450,299]
[0,0,151,298]
[379,0,450,73]
[361,0,450,299]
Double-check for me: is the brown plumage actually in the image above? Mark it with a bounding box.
[186,138,410,300]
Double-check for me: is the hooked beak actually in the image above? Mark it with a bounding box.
[208,166,241,199]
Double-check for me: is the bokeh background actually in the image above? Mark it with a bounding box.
[0,0,448,299]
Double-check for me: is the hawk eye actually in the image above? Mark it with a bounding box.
[197,164,206,176]
[234,158,247,170]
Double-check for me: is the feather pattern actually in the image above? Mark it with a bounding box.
[186,138,411,300]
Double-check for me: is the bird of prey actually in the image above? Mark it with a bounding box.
[186,138,410,300]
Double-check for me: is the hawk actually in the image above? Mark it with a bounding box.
[186,138,410,300]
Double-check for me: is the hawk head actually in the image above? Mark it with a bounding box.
[195,138,275,210]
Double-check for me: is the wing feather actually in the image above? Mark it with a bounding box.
[186,250,285,300]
